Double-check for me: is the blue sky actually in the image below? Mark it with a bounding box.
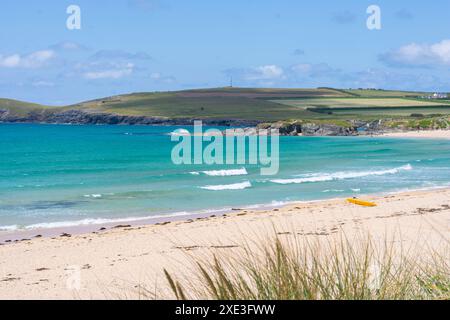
[0,0,449,105]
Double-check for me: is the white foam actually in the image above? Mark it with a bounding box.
[0,225,19,232]
[9,206,243,231]
[271,164,413,185]
[170,129,190,137]
[322,189,345,193]
[84,194,103,198]
[192,168,248,177]
[21,211,199,230]
[201,181,252,191]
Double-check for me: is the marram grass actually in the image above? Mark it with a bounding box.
[164,235,449,300]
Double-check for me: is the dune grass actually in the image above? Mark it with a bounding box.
[164,235,449,300]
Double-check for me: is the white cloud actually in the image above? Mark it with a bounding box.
[51,41,88,51]
[83,63,134,80]
[91,50,152,61]
[226,60,450,92]
[0,50,55,68]
[0,54,21,67]
[149,72,176,83]
[380,39,450,67]
[32,80,55,87]
[245,65,284,81]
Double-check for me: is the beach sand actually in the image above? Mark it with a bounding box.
[381,130,450,139]
[0,188,449,299]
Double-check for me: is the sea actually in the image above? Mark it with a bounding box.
[1,123,450,231]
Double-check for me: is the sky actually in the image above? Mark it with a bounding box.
[0,0,449,105]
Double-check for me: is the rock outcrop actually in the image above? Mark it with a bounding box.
[257,122,359,136]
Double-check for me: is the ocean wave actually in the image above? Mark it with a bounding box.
[18,211,200,230]
[191,168,248,177]
[1,206,239,231]
[84,194,103,198]
[170,129,190,137]
[200,181,252,191]
[0,199,282,232]
[322,189,345,193]
[271,164,413,185]
[0,225,19,232]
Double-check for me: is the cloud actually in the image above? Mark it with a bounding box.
[91,50,152,61]
[150,72,176,83]
[332,11,357,24]
[0,50,55,68]
[50,42,88,52]
[380,40,450,67]
[73,49,152,80]
[225,60,450,92]
[245,65,284,81]
[83,63,134,80]
[293,49,305,56]
[32,80,55,87]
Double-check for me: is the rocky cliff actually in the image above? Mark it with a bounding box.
[0,109,260,127]
[2,108,449,136]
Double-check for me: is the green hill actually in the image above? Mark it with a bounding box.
[0,98,54,116]
[1,87,449,123]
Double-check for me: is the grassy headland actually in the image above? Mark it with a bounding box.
[1,87,450,128]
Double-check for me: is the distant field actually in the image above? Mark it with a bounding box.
[343,89,429,97]
[317,106,450,117]
[73,94,317,120]
[2,87,449,122]
[270,97,450,119]
[71,88,355,121]
[273,98,447,109]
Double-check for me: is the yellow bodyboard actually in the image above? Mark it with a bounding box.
[347,198,377,207]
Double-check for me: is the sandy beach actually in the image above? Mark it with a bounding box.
[381,130,450,139]
[0,188,449,300]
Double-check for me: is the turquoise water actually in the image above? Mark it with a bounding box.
[1,123,450,230]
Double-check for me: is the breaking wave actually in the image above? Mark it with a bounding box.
[271,164,413,185]
[200,181,252,191]
[191,168,248,177]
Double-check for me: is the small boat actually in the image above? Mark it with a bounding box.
[347,198,377,207]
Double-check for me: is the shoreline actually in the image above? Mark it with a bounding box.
[0,198,325,244]
[379,130,450,139]
[1,185,446,244]
[0,187,448,299]
[3,121,450,139]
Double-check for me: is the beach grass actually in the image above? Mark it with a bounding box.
[164,235,449,300]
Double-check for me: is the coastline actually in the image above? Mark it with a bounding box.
[0,187,449,299]
[379,130,450,139]
[0,184,444,244]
